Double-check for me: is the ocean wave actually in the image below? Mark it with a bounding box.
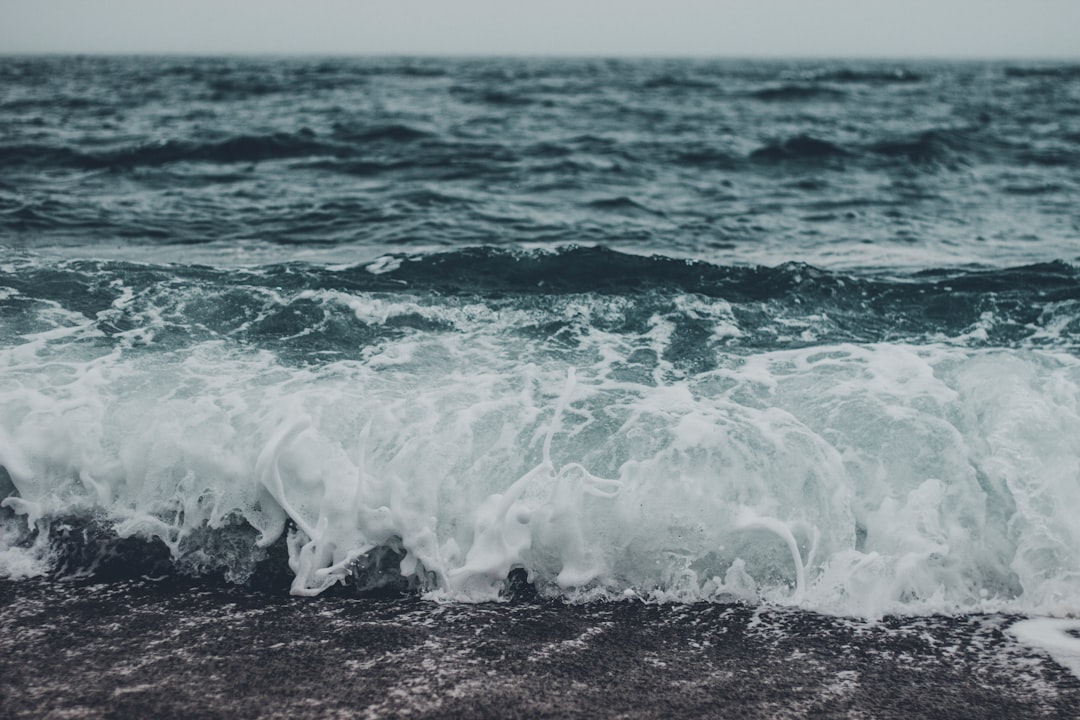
[205,76,289,100]
[299,139,519,181]
[451,86,538,106]
[2,54,1080,620]
[97,131,335,168]
[641,74,718,91]
[1003,65,1080,80]
[329,122,433,143]
[750,85,846,102]
[2,249,1080,617]
[749,127,1042,171]
[2,336,1079,617]
[0,131,340,170]
[3,250,1079,355]
[750,135,851,163]
[1016,146,1080,168]
[0,95,120,113]
[672,146,741,169]
[1001,183,1065,196]
[867,128,983,168]
[584,197,664,215]
[0,144,87,169]
[814,68,924,83]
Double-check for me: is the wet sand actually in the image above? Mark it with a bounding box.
[2,578,1078,719]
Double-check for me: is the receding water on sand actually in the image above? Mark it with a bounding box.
[2,578,1079,719]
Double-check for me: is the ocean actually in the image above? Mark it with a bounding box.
[1,56,1080,717]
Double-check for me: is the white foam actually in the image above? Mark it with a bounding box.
[1,301,1079,616]
[0,520,52,579]
[1010,619,1080,680]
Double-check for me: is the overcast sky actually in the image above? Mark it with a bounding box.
[2,0,1078,58]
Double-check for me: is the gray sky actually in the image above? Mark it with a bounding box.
[2,0,1078,58]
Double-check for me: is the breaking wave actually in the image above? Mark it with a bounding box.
[2,249,1079,618]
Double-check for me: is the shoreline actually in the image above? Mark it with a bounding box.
[2,578,1079,718]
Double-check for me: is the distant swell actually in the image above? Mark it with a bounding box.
[1003,65,1080,79]
[867,129,982,167]
[330,122,432,143]
[815,68,924,83]
[1,124,1070,180]
[750,135,850,163]
[747,127,1073,170]
[0,131,339,170]
[751,85,845,101]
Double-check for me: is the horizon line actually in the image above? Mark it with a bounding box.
[2,51,1079,62]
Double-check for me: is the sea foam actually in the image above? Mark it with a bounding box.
[2,314,1078,617]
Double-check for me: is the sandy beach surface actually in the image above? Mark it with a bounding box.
[2,578,1078,719]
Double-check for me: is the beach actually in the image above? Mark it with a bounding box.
[3,578,1079,719]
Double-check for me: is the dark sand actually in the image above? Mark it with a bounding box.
[2,578,1078,719]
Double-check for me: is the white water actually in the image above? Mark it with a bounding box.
[1010,619,1080,681]
[1,297,1079,618]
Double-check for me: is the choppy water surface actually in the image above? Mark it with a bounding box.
[1,57,1079,617]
